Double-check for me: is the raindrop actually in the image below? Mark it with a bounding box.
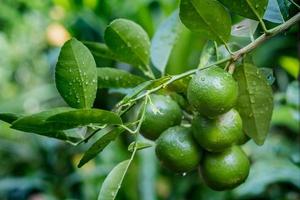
[182,172,187,177]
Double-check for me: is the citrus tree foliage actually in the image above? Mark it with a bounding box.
[0,0,299,199]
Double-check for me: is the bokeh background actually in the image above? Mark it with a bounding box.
[0,0,299,200]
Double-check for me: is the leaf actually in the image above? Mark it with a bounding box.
[233,158,300,197]
[128,141,153,152]
[55,38,98,109]
[286,81,300,108]
[218,0,268,20]
[279,56,299,79]
[231,19,259,38]
[151,10,181,74]
[98,159,132,200]
[11,108,74,133]
[97,67,145,89]
[234,63,274,145]
[46,109,122,130]
[179,0,231,43]
[78,126,124,167]
[263,0,285,23]
[104,19,151,73]
[198,40,218,68]
[83,41,116,67]
[259,68,275,85]
[272,105,299,133]
[0,113,22,124]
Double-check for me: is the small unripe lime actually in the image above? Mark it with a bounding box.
[201,146,250,191]
[155,126,202,173]
[140,94,182,140]
[187,67,238,118]
[192,109,243,152]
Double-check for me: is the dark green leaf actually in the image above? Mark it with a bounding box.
[218,0,268,20]
[55,38,98,108]
[128,141,153,152]
[78,126,124,167]
[97,67,145,89]
[83,41,117,67]
[46,109,122,130]
[198,40,218,68]
[11,108,74,133]
[234,63,274,145]
[104,19,151,74]
[151,10,181,73]
[98,159,132,200]
[179,0,231,43]
[0,113,22,124]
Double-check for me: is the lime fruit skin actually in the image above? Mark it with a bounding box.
[192,109,243,152]
[201,146,250,191]
[140,94,182,140]
[155,126,202,173]
[187,67,238,118]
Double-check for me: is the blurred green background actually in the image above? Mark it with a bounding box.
[0,0,299,199]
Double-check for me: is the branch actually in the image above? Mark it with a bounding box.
[119,13,300,107]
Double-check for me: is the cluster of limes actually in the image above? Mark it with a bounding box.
[139,67,250,191]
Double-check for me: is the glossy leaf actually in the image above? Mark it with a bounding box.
[97,67,145,89]
[218,0,268,20]
[55,38,98,108]
[46,109,122,130]
[198,40,218,68]
[263,0,285,23]
[231,19,259,38]
[78,126,124,167]
[128,141,153,152]
[98,159,132,200]
[151,10,181,74]
[179,0,231,43]
[11,108,74,133]
[104,19,151,73]
[0,113,22,124]
[234,63,274,145]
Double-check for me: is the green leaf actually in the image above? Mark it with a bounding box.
[78,126,124,167]
[151,10,181,74]
[272,105,299,133]
[0,113,22,124]
[198,41,218,68]
[97,67,145,89]
[234,63,274,145]
[98,159,132,200]
[55,38,98,109]
[83,41,116,67]
[286,81,300,108]
[128,141,153,152]
[259,68,275,85]
[218,0,268,20]
[104,19,151,74]
[46,109,122,130]
[11,108,74,133]
[179,0,231,43]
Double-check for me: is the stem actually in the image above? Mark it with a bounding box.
[117,13,300,111]
[246,0,269,33]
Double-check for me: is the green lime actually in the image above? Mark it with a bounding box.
[192,109,243,152]
[187,67,238,118]
[155,126,202,173]
[140,94,182,140]
[201,146,250,191]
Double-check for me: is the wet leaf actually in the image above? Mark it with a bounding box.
[151,10,181,74]
[55,38,98,108]
[46,109,122,130]
[259,68,275,85]
[105,19,151,74]
[97,67,145,89]
[128,141,153,152]
[0,113,22,124]
[198,40,218,68]
[234,63,274,145]
[180,0,231,43]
